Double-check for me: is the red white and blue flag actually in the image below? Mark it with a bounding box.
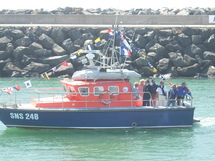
[120,44,132,56]
[13,85,21,91]
[119,33,132,56]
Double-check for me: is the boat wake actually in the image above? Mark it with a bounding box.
[199,117,215,127]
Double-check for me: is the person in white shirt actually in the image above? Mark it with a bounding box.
[156,81,168,106]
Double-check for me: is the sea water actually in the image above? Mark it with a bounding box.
[0,78,215,161]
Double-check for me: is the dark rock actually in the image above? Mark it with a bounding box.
[21,55,36,66]
[62,38,75,53]
[27,32,39,42]
[15,36,32,47]
[29,42,43,53]
[68,29,81,41]
[177,63,199,77]
[191,35,203,45]
[134,35,147,48]
[9,29,24,39]
[34,49,52,58]
[5,43,14,54]
[184,54,198,66]
[169,52,186,67]
[165,40,183,52]
[0,36,13,50]
[73,38,84,50]
[39,34,55,49]
[133,57,150,67]
[81,33,94,42]
[203,51,215,64]
[177,33,192,46]
[52,44,66,55]
[148,43,168,59]
[13,46,30,62]
[144,31,155,42]
[156,58,172,73]
[0,60,7,70]
[22,62,50,74]
[204,34,215,50]
[35,26,52,36]
[207,66,215,76]
[182,27,197,36]
[183,44,203,58]
[199,60,213,73]
[147,52,157,62]
[135,28,149,35]
[51,28,65,45]
[0,51,9,60]
[158,29,172,37]
[43,55,69,66]
[200,29,212,41]
[170,66,179,77]
[139,66,155,76]
[2,62,23,77]
[194,73,208,79]
[145,40,156,51]
[158,36,172,46]
[11,71,23,77]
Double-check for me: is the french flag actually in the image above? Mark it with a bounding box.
[120,34,132,51]
[120,44,131,56]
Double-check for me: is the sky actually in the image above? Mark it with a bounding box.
[1,0,215,10]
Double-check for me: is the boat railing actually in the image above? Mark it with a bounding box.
[0,88,193,108]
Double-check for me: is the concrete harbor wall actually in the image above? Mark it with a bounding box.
[0,15,214,25]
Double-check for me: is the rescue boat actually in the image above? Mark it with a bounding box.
[0,28,195,129]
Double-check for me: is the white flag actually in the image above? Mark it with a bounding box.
[24,80,32,88]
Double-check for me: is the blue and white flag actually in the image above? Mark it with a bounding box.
[24,80,32,88]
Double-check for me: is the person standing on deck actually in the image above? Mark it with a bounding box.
[151,79,158,106]
[177,82,192,106]
[167,85,178,106]
[143,79,152,106]
[133,82,140,100]
[156,81,168,106]
[138,79,145,98]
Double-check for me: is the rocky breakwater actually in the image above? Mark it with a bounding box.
[1,7,215,15]
[0,26,215,78]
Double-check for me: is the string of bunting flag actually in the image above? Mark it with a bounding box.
[0,60,71,95]
[0,29,113,95]
[1,28,173,96]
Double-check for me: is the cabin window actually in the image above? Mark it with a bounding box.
[108,86,119,95]
[78,87,89,96]
[69,86,77,95]
[94,86,104,96]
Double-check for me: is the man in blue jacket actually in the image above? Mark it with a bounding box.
[177,82,192,106]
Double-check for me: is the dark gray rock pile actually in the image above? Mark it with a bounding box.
[0,7,215,15]
[0,26,215,78]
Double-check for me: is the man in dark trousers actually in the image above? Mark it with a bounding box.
[143,79,153,106]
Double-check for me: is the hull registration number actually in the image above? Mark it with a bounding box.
[10,113,39,120]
